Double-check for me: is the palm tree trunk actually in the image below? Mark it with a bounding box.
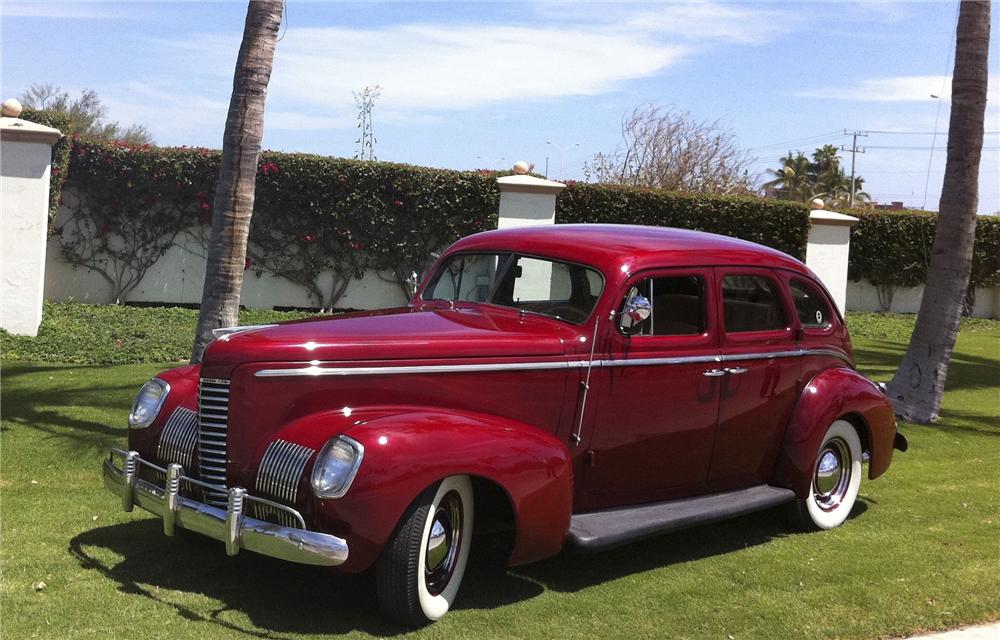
[191,0,283,363]
[886,0,990,423]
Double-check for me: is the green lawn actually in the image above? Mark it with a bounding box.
[1,310,998,639]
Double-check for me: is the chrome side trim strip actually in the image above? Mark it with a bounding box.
[255,360,592,377]
[253,348,851,378]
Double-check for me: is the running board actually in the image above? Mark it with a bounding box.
[567,485,797,553]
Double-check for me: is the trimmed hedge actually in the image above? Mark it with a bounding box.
[43,137,1000,310]
[19,108,72,221]
[55,140,811,306]
[557,183,810,260]
[848,209,1000,290]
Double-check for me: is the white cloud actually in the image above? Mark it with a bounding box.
[161,2,795,121]
[796,75,999,102]
[266,24,687,112]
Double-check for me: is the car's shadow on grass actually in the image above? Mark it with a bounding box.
[68,501,868,636]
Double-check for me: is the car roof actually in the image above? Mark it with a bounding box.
[447,224,813,278]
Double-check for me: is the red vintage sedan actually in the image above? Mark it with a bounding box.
[104,224,906,626]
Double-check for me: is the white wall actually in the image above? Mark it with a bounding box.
[43,189,409,310]
[2,137,54,335]
[846,280,998,319]
[37,188,1000,319]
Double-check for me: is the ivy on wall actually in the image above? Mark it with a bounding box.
[45,137,1000,312]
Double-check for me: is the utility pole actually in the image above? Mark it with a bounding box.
[841,129,868,207]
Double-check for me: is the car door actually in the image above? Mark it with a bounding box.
[580,268,721,508]
[707,267,801,488]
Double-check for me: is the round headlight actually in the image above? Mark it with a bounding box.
[128,378,170,428]
[311,436,364,498]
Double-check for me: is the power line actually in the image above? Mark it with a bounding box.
[747,131,844,152]
[865,145,1000,150]
[867,129,1000,135]
[924,1,960,209]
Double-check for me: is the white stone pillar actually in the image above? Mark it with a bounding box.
[805,204,858,314]
[1,109,62,336]
[496,172,565,230]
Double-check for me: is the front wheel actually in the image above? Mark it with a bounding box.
[376,475,474,626]
[794,419,863,530]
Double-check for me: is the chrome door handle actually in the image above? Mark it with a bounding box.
[702,369,727,377]
[724,367,749,375]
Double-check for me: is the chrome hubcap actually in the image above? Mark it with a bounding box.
[814,438,851,512]
[425,491,463,596]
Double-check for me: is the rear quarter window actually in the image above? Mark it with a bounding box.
[790,279,833,329]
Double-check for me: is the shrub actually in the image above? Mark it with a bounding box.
[557,183,810,260]
[59,140,808,307]
[848,209,1000,310]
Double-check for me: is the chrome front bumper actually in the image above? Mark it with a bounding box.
[102,448,348,567]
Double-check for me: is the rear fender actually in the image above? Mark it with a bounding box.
[771,368,897,499]
[269,407,573,573]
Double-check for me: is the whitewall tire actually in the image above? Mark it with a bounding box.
[376,475,474,626]
[796,419,863,530]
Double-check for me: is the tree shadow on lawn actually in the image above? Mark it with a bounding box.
[1,365,139,453]
[68,501,868,636]
[854,340,999,393]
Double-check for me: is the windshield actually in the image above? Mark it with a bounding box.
[423,253,604,324]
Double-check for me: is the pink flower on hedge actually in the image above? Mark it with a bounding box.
[244,257,253,270]
[200,202,210,211]
[260,162,281,176]
[350,240,361,251]
[302,234,316,242]
[392,199,404,207]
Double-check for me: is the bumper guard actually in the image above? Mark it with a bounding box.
[102,448,348,566]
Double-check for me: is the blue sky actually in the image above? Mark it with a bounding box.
[3,1,998,212]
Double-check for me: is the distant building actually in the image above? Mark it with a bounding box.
[872,201,906,211]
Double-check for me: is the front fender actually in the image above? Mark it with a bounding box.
[270,406,573,573]
[771,368,897,499]
[126,364,200,457]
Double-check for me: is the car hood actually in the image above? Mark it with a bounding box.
[201,305,576,374]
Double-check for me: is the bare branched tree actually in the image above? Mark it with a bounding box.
[19,83,153,144]
[584,104,755,194]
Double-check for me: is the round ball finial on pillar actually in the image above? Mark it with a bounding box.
[810,198,825,210]
[2,98,23,118]
[512,160,531,175]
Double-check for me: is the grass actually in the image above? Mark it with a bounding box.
[1,310,998,639]
[0,302,316,365]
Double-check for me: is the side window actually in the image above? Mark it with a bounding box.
[721,275,786,333]
[790,279,832,329]
[621,276,706,336]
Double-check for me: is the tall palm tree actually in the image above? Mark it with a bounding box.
[192,0,284,362]
[811,144,842,176]
[887,0,990,422]
[764,151,812,200]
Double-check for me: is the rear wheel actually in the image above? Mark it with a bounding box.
[794,419,863,530]
[376,475,473,626]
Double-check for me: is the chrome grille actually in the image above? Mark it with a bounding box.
[198,378,230,506]
[157,407,198,468]
[252,439,314,528]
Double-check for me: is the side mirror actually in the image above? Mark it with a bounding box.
[406,271,420,297]
[619,294,652,335]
